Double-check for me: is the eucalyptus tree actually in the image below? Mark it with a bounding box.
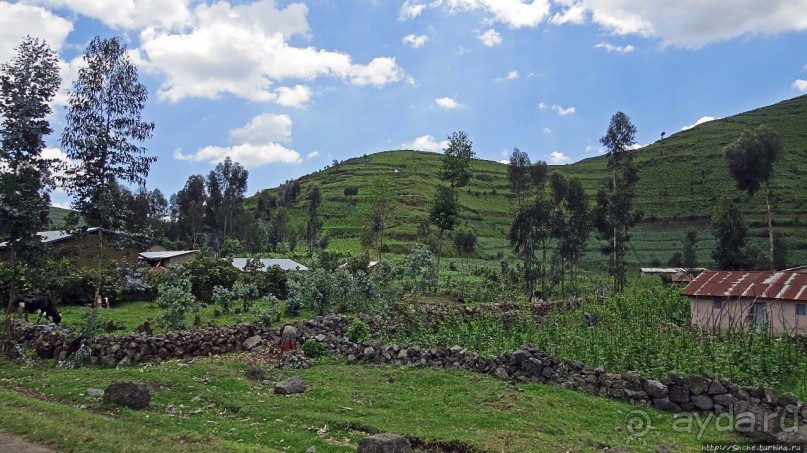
[60,36,156,303]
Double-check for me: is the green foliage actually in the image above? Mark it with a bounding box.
[402,244,438,296]
[155,268,198,331]
[345,318,370,343]
[711,197,750,270]
[301,340,327,358]
[343,186,358,196]
[183,254,239,302]
[440,130,475,188]
[77,308,103,340]
[724,125,782,196]
[233,280,258,312]
[212,285,235,315]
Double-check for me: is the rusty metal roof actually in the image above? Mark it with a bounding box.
[682,270,807,302]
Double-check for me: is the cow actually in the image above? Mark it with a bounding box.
[16,294,62,325]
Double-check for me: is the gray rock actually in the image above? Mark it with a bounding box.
[364,346,376,358]
[306,447,317,453]
[523,358,543,375]
[357,433,412,453]
[315,334,326,342]
[86,388,104,397]
[775,425,807,443]
[691,394,713,411]
[652,397,681,412]
[275,377,306,395]
[513,349,529,363]
[246,364,266,381]
[687,375,709,395]
[713,393,737,408]
[668,385,690,404]
[644,380,668,399]
[777,392,798,408]
[707,381,727,395]
[243,335,263,350]
[494,366,510,380]
[397,349,408,360]
[103,381,151,410]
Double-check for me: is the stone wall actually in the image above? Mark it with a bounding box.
[11,314,805,441]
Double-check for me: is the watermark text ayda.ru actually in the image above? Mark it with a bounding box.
[625,408,801,440]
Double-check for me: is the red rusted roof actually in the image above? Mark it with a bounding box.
[682,271,807,302]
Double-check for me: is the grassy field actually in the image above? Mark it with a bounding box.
[245,94,807,267]
[0,356,744,452]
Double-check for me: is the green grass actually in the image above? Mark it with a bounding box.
[55,301,315,335]
[0,357,744,452]
[247,94,807,268]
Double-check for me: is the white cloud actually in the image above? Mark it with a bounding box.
[403,134,449,152]
[306,151,320,160]
[175,143,301,168]
[435,96,463,109]
[274,85,312,108]
[577,0,807,48]
[585,144,603,154]
[542,127,552,133]
[0,2,73,63]
[681,115,717,131]
[552,104,576,116]
[538,102,548,110]
[496,70,519,81]
[792,79,807,91]
[627,143,647,150]
[229,113,292,144]
[594,42,636,53]
[444,0,551,29]
[135,0,405,103]
[176,112,302,168]
[30,0,190,29]
[551,2,587,25]
[499,159,510,164]
[400,0,427,19]
[478,28,503,46]
[548,151,571,164]
[403,34,429,48]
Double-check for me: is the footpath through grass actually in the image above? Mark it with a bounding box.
[0,356,743,452]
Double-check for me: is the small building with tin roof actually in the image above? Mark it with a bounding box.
[231,258,308,272]
[139,250,199,269]
[682,270,807,336]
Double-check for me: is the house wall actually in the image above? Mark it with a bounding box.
[690,296,807,336]
[164,252,198,267]
[54,235,142,268]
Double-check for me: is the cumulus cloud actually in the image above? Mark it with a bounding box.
[594,42,636,53]
[792,79,807,91]
[499,159,510,164]
[403,34,429,48]
[30,0,190,29]
[478,28,502,46]
[275,85,312,108]
[229,113,292,144]
[548,151,571,164]
[306,151,320,160]
[134,0,405,103]
[0,2,72,62]
[400,0,427,19]
[496,70,519,81]
[443,0,551,29]
[551,2,587,25]
[176,113,302,168]
[435,97,463,109]
[542,127,552,133]
[681,115,717,131]
[403,134,449,152]
[552,104,576,116]
[538,102,548,110]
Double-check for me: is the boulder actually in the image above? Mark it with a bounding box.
[357,433,413,453]
[243,335,263,350]
[275,377,306,395]
[652,397,681,413]
[707,381,727,395]
[668,385,690,404]
[103,381,151,410]
[644,380,668,399]
[687,375,709,395]
[691,394,714,411]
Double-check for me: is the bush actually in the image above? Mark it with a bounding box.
[183,255,240,302]
[346,318,370,343]
[212,285,235,315]
[255,294,281,327]
[78,308,104,340]
[155,268,198,331]
[301,340,327,358]
[344,186,359,196]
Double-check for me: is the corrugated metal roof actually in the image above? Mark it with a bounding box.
[682,270,807,302]
[139,250,198,260]
[231,258,308,271]
[641,267,707,273]
[0,227,101,248]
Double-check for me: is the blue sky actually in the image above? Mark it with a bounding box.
[2,0,806,206]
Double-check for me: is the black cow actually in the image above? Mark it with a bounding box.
[16,295,62,325]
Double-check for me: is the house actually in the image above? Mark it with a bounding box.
[682,270,807,336]
[337,260,380,271]
[231,258,308,272]
[0,227,152,268]
[139,250,199,269]
[641,267,706,283]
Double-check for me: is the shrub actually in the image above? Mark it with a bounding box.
[344,186,359,196]
[346,318,370,343]
[301,340,327,358]
[183,255,239,302]
[155,268,198,331]
[78,308,104,340]
[234,280,259,312]
[212,285,235,315]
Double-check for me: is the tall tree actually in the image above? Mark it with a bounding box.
[171,174,207,246]
[723,125,783,267]
[440,131,475,189]
[362,176,395,260]
[60,35,156,304]
[711,197,748,270]
[305,185,322,256]
[681,229,699,269]
[428,184,458,269]
[507,148,532,208]
[206,157,248,242]
[594,111,640,293]
[0,37,60,352]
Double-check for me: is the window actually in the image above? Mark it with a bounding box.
[797,304,806,316]
[713,299,723,310]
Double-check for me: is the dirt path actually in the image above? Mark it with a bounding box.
[0,431,59,452]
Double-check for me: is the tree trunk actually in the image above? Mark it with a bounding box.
[2,245,18,356]
[765,185,774,269]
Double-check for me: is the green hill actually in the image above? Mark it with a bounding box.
[253,94,807,267]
